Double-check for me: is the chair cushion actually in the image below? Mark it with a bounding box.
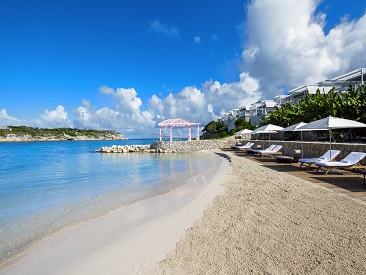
[276,155,297,163]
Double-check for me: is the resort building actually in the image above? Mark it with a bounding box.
[249,100,277,126]
[238,105,251,122]
[284,67,366,105]
[219,67,366,129]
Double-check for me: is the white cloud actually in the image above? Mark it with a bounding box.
[194,36,201,44]
[149,20,181,40]
[241,0,366,99]
[0,108,23,126]
[70,72,261,137]
[148,72,261,124]
[35,105,73,128]
[73,88,157,137]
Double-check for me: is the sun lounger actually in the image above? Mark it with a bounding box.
[231,142,254,150]
[249,144,276,153]
[276,149,302,163]
[298,150,341,169]
[253,145,283,158]
[315,152,366,175]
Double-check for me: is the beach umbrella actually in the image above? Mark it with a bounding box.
[281,122,307,157]
[252,124,284,144]
[296,116,366,159]
[252,124,284,135]
[235,129,253,135]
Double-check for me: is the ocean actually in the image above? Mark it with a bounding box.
[0,139,222,266]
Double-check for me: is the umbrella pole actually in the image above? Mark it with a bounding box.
[301,131,304,158]
[329,129,332,160]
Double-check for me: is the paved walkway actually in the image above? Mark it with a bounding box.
[225,149,366,203]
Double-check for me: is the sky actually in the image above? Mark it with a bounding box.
[1,0,366,138]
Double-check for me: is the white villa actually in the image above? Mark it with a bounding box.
[219,68,366,131]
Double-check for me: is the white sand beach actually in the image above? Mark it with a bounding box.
[150,150,366,274]
[2,149,366,274]
[0,153,229,275]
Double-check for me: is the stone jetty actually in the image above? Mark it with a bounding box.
[95,144,177,153]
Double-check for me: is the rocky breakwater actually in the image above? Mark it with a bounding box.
[95,144,178,153]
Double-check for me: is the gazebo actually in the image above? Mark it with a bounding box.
[158,118,201,141]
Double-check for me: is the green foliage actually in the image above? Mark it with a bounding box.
[261,85,366,126]
[0,126,124,139]
[202,120,229,138]
[234,117,255,130]
[202,118,255,139]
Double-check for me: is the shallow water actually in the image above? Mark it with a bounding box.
[0,140,221,265]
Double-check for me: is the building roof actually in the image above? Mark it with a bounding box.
[158,118,201,127]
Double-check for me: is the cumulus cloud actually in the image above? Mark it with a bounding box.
[241,0,366,99]
[35,105,73,128]
[70,72,261,137]
[149,20,181,40]
[0,108,23,126]
[73,88,156,136]
[194,36,201,44]
[148,72,261,123]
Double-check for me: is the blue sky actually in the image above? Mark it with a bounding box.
[1,0,366,138]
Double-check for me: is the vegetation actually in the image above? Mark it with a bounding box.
[0,126,126,140]
[202,84,366,140]
[261,84,366,127]
[202,120,228,138]
[202,117,254,139]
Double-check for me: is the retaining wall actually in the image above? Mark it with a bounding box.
[151,137,238,152]
[151,138,366,165]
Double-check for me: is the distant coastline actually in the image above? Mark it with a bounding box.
[0,126,127,142]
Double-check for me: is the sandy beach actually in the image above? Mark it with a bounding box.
[150,150,366,274]
[2,149,366,274]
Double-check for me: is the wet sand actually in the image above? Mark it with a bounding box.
[150,150,366,274]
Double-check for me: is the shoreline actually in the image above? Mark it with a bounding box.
[0,137,128,142]
[0,151,230,274]
[150,150,366,274]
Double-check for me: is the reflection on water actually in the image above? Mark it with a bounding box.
[0,141,221,267]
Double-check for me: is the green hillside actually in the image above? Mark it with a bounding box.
[0,126,127,141]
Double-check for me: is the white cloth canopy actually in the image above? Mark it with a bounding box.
[280,122,307,132]
[295,116,366,160]
[252,124,284,134]
[295,116,366,131]
[235,129,253,134]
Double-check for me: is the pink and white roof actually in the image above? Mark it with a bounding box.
[158,118,201,127]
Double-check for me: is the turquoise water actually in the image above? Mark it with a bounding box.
[0,140,221,265]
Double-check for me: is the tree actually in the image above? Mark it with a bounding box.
[202,120,228,138]
[261,85,366,126]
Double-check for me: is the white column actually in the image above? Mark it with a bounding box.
[159,127,162,141]
[196,125,200,140]
[170,127,173,142]
[188,126,191,141]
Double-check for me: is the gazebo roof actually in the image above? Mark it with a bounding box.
[158,118,201,127]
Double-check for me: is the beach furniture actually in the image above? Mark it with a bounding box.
[275,149,302,163]
[231,142,254,150]
[298,150,341,169]
[315,152,366,175]
[249,144,276,154]
[252,145,283,158]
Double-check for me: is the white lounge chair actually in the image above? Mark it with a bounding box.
[299,150,341,169]
[250,144,276,154]
[315,152,366,175]
[253,145,283,158]
[231,142,254,150]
